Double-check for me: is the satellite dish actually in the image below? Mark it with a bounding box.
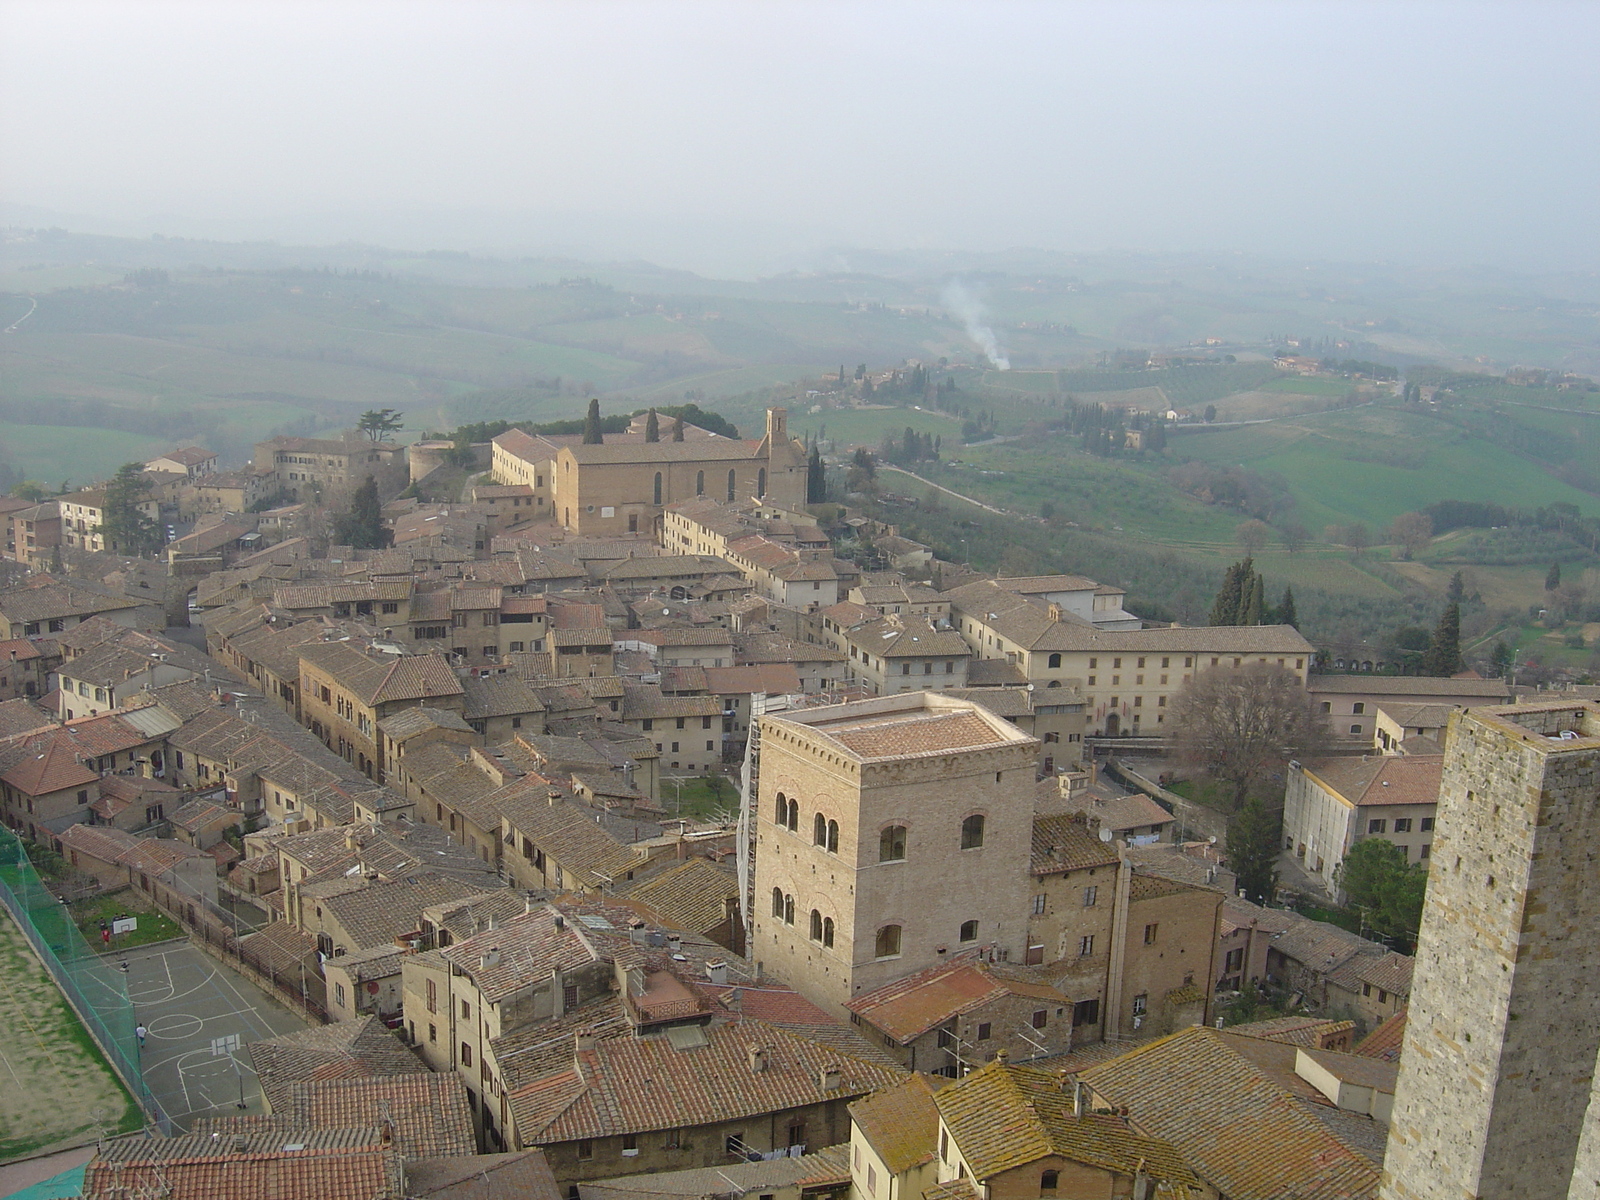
[1098,826,1112,843]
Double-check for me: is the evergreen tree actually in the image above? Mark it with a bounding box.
[96,463,163,556]
[1228,797,1281,905]
[582,398,603,445]
[1209,560,1246,627]
[1446,570,1465,605]
[1489,639,1513,677]
[332,476,391,550]
[1420,603,1463,676]
[671,415,685,442]
[1277,586,1298,629]
[806,444,825,504]
[1244,574,1264,626]
[644,408,660,442]
[1546,562,1562,591]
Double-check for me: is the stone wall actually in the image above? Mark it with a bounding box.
[1382,703,1600,1200]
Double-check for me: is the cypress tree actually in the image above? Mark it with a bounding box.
[1547,562,1562,591]
[1278,586,1298,629]
[582,398,603,444]
[1244,574,1264,626]
[1209,560,1246,627]
[1421,603,1463,676]
[806,445,825,504]
[644,408,660,442]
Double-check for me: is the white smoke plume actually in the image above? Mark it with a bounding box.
[941,280,1010,370]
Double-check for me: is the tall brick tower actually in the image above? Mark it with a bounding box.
[1381,702,1600,1200]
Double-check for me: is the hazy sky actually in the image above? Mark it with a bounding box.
[4,0,1597,276]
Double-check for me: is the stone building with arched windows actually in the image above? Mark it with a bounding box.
[752,692,1037,1018]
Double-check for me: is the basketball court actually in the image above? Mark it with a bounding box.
[120,941,309,1131]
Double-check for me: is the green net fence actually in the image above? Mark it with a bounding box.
[0,826,168,1134]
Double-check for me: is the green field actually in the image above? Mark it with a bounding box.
[0,913,143,1160]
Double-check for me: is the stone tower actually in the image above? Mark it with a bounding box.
[751,692,1037,1017]
[1381,701,1600,1200]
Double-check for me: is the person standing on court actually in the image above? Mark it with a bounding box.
[135,1024,147,1048]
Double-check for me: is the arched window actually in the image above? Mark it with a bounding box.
[827,819,839,853]
[810,909,823,941]
[814,813,827,846]
[1048,653,1061,669]
[775,792,788,826]
[784,894,795,925]
[874,925,901,959]
[758,467,766,496]
[879,825,907,862]
[1040,1170,1059,1196]
[696,470,705,496]
[772,887,784,917]
[787,798,799,832]
[822,917,834,948]
[1047,679,1061,688]
[961,814,985,850]
[959,919,978,943]
[653,472,663,505]
[727,469,736,501]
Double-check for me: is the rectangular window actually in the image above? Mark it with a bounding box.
[976,1022,991,1041]
[1393,818,1412,833]
[461,999,471,1019]
[1420,843,1431,859]
[1079,935,1094,957]
[1032,893,1046,914]
[1420,816,1435,831]
[1083,885,1098,906]
[428,1023,436,1043]
[1143,923,1158,945]
[1072,998,1099,1027]
[577,1140,593,1161]
[1368,818,1387,834]
[461,1042,472,1067]
[426,979,437,1013]
[1031,1009,1047,1030]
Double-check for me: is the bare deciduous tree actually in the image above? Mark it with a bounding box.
[1389,511,1433,560]
[1168,663,1331,809]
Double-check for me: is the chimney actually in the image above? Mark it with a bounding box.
[819,1066,842,1090]
[1047,603,1063,623]
[1073,1079,1087,1118]
[479,948,500,970]
[553,914,565,931]
[344,830,358,852]
[667,933,682,954]
[486,914,497,932]
[575,1029,596,1053]
[747,1046,769,1074]
[525,893,538,915]
[706,959,728,986]
[994,1047,1010,1065]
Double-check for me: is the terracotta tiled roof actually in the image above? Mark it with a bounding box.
[299,643,464,706]
[841,614,969,659]
[701,663,802,696]
[849,1075,943,1175]
[510,1018,905,1143]
[823,710,1009,759]
[1354,951,1413,997]
[1077,1027,1380,1199]
[59,822,142,864]
[378,705,476,740]
[320,872,492,952]
[1030,813,1120,876]
[287,1073,476,1159]
[847,958,1066,1044]
[1298,755,1442,808]
[935,1060,1200,1189]
[1307,675,1508,698]
[406,1149,561,1200]
[1226,1015,1356,1049]
[83,1128,404,1199]
[440,906,598,1005]
[0,697,55,737]
[621,685,721,721]
[922,1179,980,1200]
[1353,1008,1406,1063]
[0,729,99,795]
[0,579,141,623]
[621,858,738,937]
[498,795,640,891]
[249,1014,428,1113]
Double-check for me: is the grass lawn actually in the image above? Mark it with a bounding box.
[69,896,184,953]
[662,775,740,821]
[0,913,143,1161]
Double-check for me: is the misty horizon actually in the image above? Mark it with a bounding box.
[4,0,1599,279]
